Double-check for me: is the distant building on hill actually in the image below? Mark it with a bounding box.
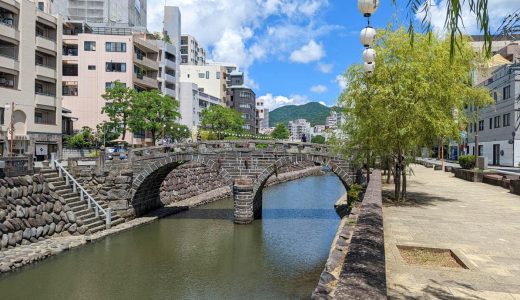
[288,119,311,141]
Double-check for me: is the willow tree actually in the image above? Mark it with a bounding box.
[338,28,492,201]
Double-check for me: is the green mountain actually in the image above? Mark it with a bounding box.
[269,102,331,127]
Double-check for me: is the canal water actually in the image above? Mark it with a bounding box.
[0,174,345,300]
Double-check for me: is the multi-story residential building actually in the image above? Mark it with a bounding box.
[256,99,268,133]
[61,22,159,145]
[288,119,311,141]
[48,0,147,29]
[0,0,63,160]
[463,38,520,166]
[154,40,179,100]
[227,71,256,133]
[180,34,205,65]
[179,63,238,103]
[163,6,181,51]
[178,82,220,131]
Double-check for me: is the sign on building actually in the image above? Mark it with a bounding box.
[35,144,48,156]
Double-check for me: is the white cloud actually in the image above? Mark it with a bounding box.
[415,0,517,35]
[148,0,331,72]
[289,40,325,63]
[317,63,333,73]
[310,84,328,93]
[335,75,347,90]
[319,101,327,106]
[257,93,309,110]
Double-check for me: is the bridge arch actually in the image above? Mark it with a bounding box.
[131,154,232,216]
[233,154,354,224]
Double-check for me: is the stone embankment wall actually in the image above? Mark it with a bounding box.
[159,162,228,205]
[312,170,386,299]
[71,162,134,219]
[0,175,86,252]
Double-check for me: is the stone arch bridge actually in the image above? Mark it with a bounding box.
[122,140,356,224]
[84,141,355,224]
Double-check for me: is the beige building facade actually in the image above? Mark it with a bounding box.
[180,34,206,65]
[0,0,63,159]
[61,23,159,145]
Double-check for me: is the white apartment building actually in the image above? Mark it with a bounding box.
[0,0,63,160]
[163,6,181,51]
[178,82,220,131]
[256,99,269,133]
[154,40,179,100]
[180,34,205,65]
[179,63,237,103]
[61,22,160,145]
[47,0,147,29]
[288,119,311,141]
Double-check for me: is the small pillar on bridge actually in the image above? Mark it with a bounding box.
[233,177,261,224]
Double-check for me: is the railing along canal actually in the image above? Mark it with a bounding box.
[52,160,112,228]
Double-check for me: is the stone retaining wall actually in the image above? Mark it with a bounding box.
[0,175,86,253]
[313,170,386,299]
[454,168,484,182]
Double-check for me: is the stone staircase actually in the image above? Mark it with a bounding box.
[40,168,125,234]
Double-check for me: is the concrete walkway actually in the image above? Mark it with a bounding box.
[384,165,520,299]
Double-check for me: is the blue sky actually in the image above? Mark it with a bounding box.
[148,0,516,110]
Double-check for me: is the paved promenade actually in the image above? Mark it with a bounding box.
[384,165,520,299]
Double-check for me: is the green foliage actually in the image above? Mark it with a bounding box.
[127,90,181,143]
[347,183,363,202]
[394,0,491,59]
[338,28,492,200]
[101,81,136,140]
[256,143,269,149]
[170,123,191,140]
[458,155,476,169]
[87,150,100,158]
[271,123,289,140]
[200,105,244,138]
[65,126,96,149]
[96,122,121,144]
[311,135,326,144]
[269,102,331,127]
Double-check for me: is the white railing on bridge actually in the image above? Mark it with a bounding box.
[52,160,111,229]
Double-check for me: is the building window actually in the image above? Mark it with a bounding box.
[503,85,511,100]
[88,65,96,70]
[38,2,44,11]
[503,113,511,127]
[198,73,205,78]
[0,107,4,124]
[84,41,96,51]
[493,92,497,102]
[494,116,501,128]
[478,120,484,131]
[106,62,126,72]
[34,109,56,125]
[242,113,250,120]
[105,82,126,91]
[489,118,492,129]
[239,103,251,109]
[206,71,209,79]
[216,72,221,79]
[105,42,126,52]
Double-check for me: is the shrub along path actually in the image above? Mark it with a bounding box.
[384,164,520,299]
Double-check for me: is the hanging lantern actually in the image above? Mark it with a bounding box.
[364,62,375,74]
[360,26,376,47]
[362,48,376,63]
[358,0,380,17]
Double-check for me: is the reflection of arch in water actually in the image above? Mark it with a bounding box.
[13,110,27,135]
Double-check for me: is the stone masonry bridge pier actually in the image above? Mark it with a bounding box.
[127,140,355,224]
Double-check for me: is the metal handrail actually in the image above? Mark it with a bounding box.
[53,160,111,228]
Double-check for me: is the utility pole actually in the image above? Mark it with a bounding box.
[8,102,15,158]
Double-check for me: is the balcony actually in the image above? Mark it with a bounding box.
[133,38,159,53]
[133,74,158,89]
[165,57,176,69]
[36,64,56,79]
[0,51,18,71]
[165,73,175,84]
[165,87,175,97]
[36,36,57,52]
[0,0,20,11]
[0,72,17,89]
[0,21,19,42]
[36,10,57,27]
[133,53,159,70]
[35,93,56,107]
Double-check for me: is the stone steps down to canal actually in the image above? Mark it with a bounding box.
[40,169,125,234]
